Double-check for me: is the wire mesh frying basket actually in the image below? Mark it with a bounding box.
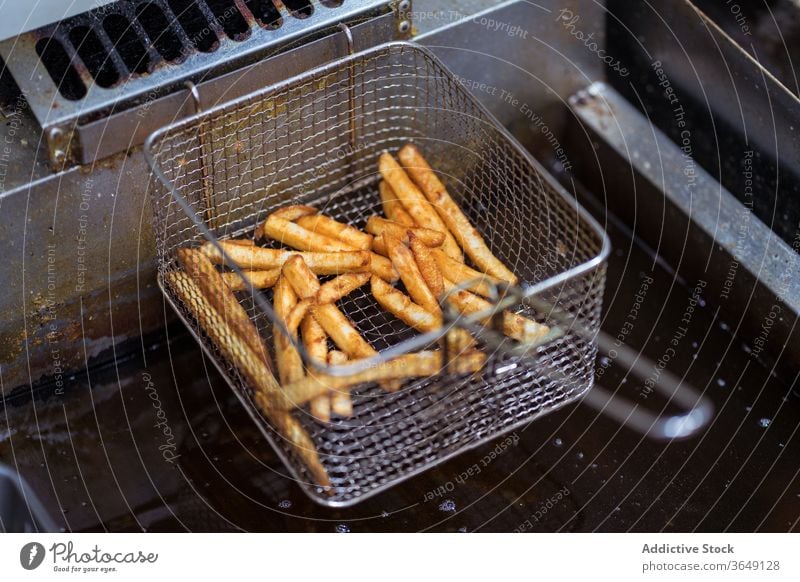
[145,41,610,506]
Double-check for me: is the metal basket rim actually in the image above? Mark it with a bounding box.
[144,40,611,368]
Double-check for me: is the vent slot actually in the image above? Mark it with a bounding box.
[68,25,120,87]
[103,13,151,74]
[206,0,251,40]
[283,0,314,19]
[244,0,282,29]
[167,0,219,53]
[35,37,87,100]
[136,3,184,62]
[320,0,345,7]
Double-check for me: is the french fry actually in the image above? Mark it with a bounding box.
[254,205,318,238]
[367,253,400,283]
[292,216,396,282]
[399,144,518,284]
[432,249,503,298]
[371,276,442,332]
[296,215,373,251]
[379,180,415,226]
[278,351,486,408]
[221,269,280,291]
[409,233,444,298]
[222,239,255,246]
[282,256,377,360]
[366,216,445,248]
[379,153,462,260]
[442,278,549,343]
[384,233,441,316]
[285,298,312,333]
[265,411,331,488]
[372,235,389,257]
[262,215,352,253]
[176,248,272,369]
[302,314,331,423]
[273,275,304,385]
[327,351,353,418]
[166,272,329,487]
[317,272,370,304]
[202,242,370,275]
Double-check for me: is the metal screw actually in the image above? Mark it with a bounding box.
[48,127,63,140]
[398,0,411,12]
[398,20,411,34]
[53,149,66,163]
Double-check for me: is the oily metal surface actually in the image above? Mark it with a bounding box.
[146,42,607,505]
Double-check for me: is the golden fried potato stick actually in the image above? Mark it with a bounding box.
[384,233,441,316]
[222,239,255,246]
[301,314,331,423]
[371,276,442,332]
[316,272,371,304]
[254,205,318,238]
[371,235,389,257]
[366,216,445,248]
[221,269,281,292]
[398,144,518,284]
[282,256,376,360]
[406,238,475,366]
[379,180,415,227]
[278,351,486,408]
[379,153,462,260]
[290,216,396,282]
[266,412,331,489]
[442,278,549,343]
[176,248,272,370]
[261,215,353,253]
[285,298,312,333]
[327,351,353,418]
[409,233,444,298]
[432,249,503,298]
[296,215,373,251]
[202,241,370,275]
[273,275,304,385]
[166,272,329,487]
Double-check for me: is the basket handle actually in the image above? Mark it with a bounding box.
[443,281,714,440]
[580,329,713,439]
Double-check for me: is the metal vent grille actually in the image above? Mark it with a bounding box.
[0,0,392,155]
[34,1,299,100]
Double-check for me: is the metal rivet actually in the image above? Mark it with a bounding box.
[53,150,66,163]
[49,127,63,140]
[398,0,411,12]
[398,20,410,33]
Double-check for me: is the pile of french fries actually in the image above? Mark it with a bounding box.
[166,144,549,490]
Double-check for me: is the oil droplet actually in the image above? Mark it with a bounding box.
[598,356,610,367]
[381,511,389,518]
[719,321,729,332]
[553,437,563,447]
[278,500,292,509]
[716,378,726,387]
[577,451,585,460]
[458,526,468,532]
[439,499,456,513]
[335,524,350,533]
[758,418,771,428]
[691,341,698,349]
